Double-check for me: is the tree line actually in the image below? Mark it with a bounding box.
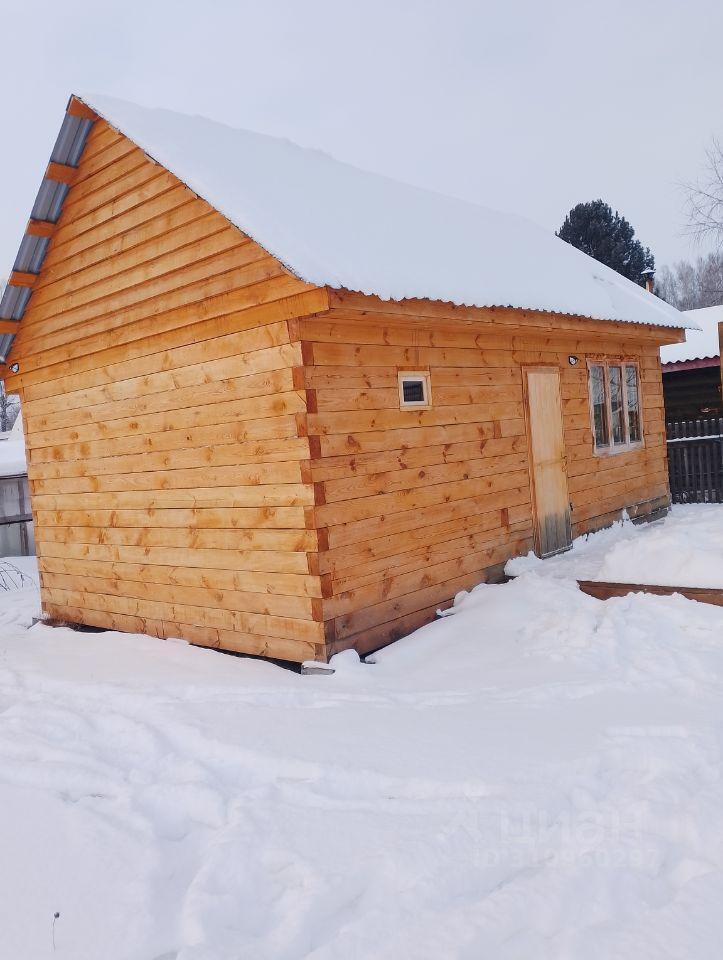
[557,139,723,312]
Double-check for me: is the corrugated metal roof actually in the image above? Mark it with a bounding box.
[51,114,93,167]
[0,334,14,363]
[0,98,95,363]
[0,285,31,321]
[13,234,50,274]
[30,179,69,223]
[79,92,695,334]
[1,92,692,370]
[660,304,723,367]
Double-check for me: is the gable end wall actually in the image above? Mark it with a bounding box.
[7,118,331,662]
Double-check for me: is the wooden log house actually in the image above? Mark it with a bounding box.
[0,94,694,663]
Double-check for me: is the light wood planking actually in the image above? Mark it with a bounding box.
[6,118,327,661]
[4,115,682,663]
[297,304,675,654]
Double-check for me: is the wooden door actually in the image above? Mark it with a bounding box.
[524,367,572,558]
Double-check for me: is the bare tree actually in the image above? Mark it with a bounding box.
[655,252,723,310]
[0,278,20,431]
[0,383,19,432]
[685,138,723,247]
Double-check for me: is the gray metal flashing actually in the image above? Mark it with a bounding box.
[51,114,94,167]
[13,234,50,274]
[0,100,95,364]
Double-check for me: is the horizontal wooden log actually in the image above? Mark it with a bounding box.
[332,522,530,594]
[18,242,273,350]
[326,601,442,659]
[577,579,723,606]
[42,587,325,643]
[320,505,531,577]
[7,272,312,387]
[28,414,301,464]
[301,315,663,354]
[322,451,528,504]
[31,482,315,511]
[44,184,196,277]
[31,209,225,310]
[316,469,529,528]
[311,435,526,483]
[325,291,685,344]
[41,603,321,663]
[26,361,296,434]
[26,390,306,449]
[329,538,528,624]
[305,365,522,390]
[56,148,152,221]
[28,438,311,480]
[35,524,317,553]
[324,485,531,549]
[38,539,312,574]
[314,383,522,412]
[307,403,525,437]
[19,300,314,407]
[41,571,318,619]
[39,555,324,598]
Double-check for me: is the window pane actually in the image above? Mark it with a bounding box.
[625,364,641,442]
[589,364,609,447]
[609,365,625,444]
[402,379,425,404]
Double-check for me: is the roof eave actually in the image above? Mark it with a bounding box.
[0,97,98,369]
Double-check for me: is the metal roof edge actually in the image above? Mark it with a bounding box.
[0,98,97,368]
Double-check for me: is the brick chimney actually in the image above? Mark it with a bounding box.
[641,268,655,294]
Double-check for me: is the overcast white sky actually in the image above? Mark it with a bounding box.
[1,0,721,278]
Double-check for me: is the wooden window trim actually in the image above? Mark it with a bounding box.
[398,370,432,409]
[586,359,644,457]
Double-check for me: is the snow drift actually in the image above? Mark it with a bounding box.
[2,508,723,957]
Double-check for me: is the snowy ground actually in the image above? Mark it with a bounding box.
[507,503,723,588]
[2,519,723,957]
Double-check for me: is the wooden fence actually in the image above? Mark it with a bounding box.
[666,418,723,503]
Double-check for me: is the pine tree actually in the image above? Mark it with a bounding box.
[557,200,655,287]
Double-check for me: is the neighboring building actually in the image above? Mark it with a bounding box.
[660,304,723,420]
[0,94,691,662]
[0,414,34,556]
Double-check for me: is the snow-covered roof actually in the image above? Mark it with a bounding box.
[0,93,694,367]
[71,93,690,332]
[660,304,723,367]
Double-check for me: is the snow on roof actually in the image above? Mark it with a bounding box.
[79,93,693,332]
[660,304,723,366]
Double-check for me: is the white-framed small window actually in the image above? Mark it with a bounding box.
[398,371,431,409]
[587,360,643,454]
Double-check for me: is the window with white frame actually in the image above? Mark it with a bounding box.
[588,361,642,452]
[398,371,431,409]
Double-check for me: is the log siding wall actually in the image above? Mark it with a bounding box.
[301,293,672,656]
[4,121,680,664]
[7,119,331,662]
